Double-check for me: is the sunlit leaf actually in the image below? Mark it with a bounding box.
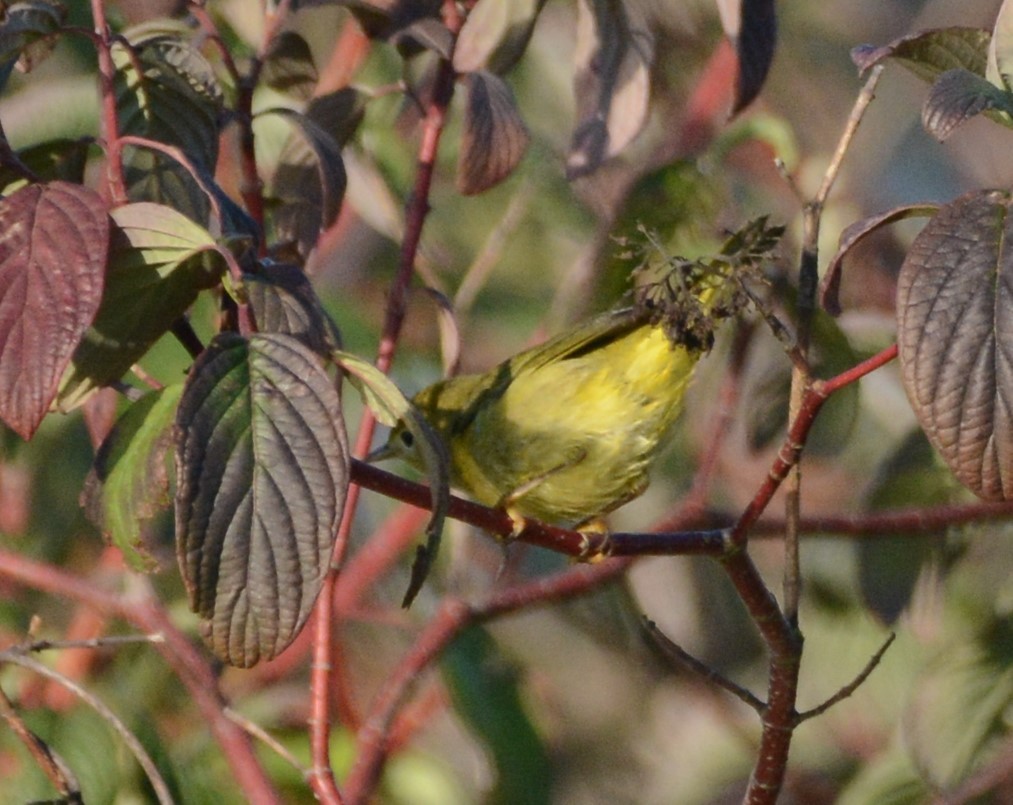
[175,333,349,667]
[567,0,654,178]
[83,384,184,571]
[57,203,224,411]
[336,350,448,606]
[453,0,547,75]
[0,181,108,438]
[456,71,530,195]
[897,189,1013,501]
[988,0,1013,91]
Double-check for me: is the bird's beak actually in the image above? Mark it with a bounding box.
[364,442,395,464]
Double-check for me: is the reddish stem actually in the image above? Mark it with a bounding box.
[90,0,127,205]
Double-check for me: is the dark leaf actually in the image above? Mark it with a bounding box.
[83,384,184,571]
[0,137,91,194]
[341,0,443,40]
[262,31,318,100]
[454,0,548,75]
[390,17,452,59]
[0,0,67,79]
[716,0,777,114]
[57,203,223,411]
[267,92,361,257]
[922,68,1013,141]
[175,333,349,667]
[457,71,530,195]
[0,182,108,439]
[114,34,223,219]
[821,203,939,315]
[244,261,342,356]
[897,189,1013,501]
[852,27,990,82]
[567,0,653,178]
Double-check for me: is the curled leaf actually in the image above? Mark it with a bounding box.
[921,68,1013,141]
[897,189,1013,501]
[175,333,349,667]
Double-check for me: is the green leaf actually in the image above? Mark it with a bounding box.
[852,27,991,83]
[988,0,1013,90]
[0,137,91,195]
[896,189,1013,501]
[441,626,552,805]
[57,202,223,411]
[335,350,448,606]
[83,384,184,571]
[175,333,349,667]
[0,181,108,438]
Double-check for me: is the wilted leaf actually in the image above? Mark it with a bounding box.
[57,202,224,411]
[267,91,363,257]
[457,71,530,195]
[716,0,777,113]
[244,261,342,356]
[114,34,223,221]
[0,137,91,195]
[922,68,1013,141]
[821,204,939,315]
[567,0,654,178]
[262,31,318,100]
[0,182,108,439]
[897,189,1013,501]
[175,333,349,667]
[83,384,184,571]
[453,0,547,75]
[337,350,449,606]
[852,27,990,82]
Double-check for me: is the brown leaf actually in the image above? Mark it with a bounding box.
[457,71,530,195]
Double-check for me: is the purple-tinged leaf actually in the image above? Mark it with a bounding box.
[175,333,349,667]
[897,189,1013,501]
[922,68,1013,141]
[0,181,108,438]
[821,203,938,315]
[852,27,990,82]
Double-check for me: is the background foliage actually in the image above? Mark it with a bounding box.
[2,0,1013,803]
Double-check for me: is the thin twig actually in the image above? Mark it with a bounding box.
[796,633,896,722]
[90,0,127,204]
[0,651,174,804]
[0,684,81,801]
[14,633,165,653]
[642,619,765,712]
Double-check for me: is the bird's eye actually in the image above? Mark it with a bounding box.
[399,430,415,448]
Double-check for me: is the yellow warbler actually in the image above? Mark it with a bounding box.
[374,223,772,535]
